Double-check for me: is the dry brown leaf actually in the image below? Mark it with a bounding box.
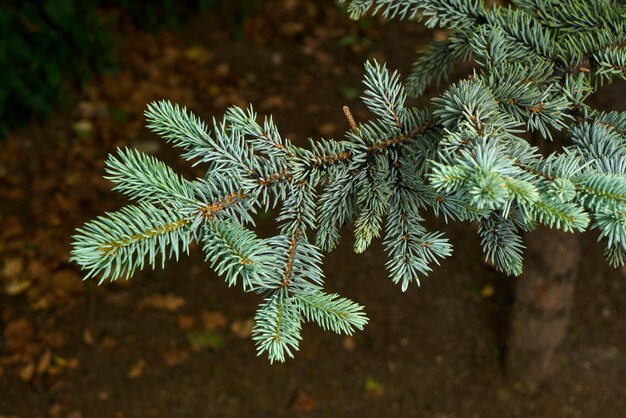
[433,29,450,42]
[318,122,337,136]
[29,297,51,311]
[137,293,186,312]
[342,336,356,351]
[126,358,146,379]
[215,63,230,77]
[162,349,190,367]
[48,402,63,417]
[83,328,95,346]
[2,257,24,278]
[290,392,316,412]
[184,46,213,64]
[72,120,94,137]
[201,310,227,331]
[280,22,305,37]
[260,95,288,110]
[47,365,63,376]
[3,278,32,296]
[230,318,254,339]
[36,350,52,374]
[177,315,196,331]
[364,376,385,398]
[53,355,80,370]
[4,317,34,352]
[39,329,66,350]
[102,337,118,349]
[19,361,35,382]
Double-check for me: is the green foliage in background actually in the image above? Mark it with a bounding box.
[0,0,112,136]
[0,0,236,137]
[72,0,626,363]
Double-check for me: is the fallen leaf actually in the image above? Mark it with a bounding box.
[290,392,316,412]
[318,122,337,136]
[201,310,227,331]
[480,284,495,298]
[83,328,95,346]
[36,350,52,374]
[39,329,66,349]
[342,336,356,351]
[433,29,450,41]
[29,297,51,311]
[2,257,23,278]
[138,293,186,312]
[215,63,230,77]
[19,361,35,382]
[3,317,34,352]
[72,120,94,138]
[184,46,213,64]
[126,358,146,379]
[102,337,118,349]
[53,355,80,370]
[47,366,63,376]
[260,95,291,111]
[230,318,254,339]
[177,315,196,331]
[162,349,190,367]
[3,277,32,295]
[280,22,305,37]
[364,376,384,397]
[48,402,63,417]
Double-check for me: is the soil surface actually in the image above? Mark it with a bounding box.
[1,1,625,417]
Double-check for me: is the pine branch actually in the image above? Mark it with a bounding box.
[203,220,273,291]
[478,213,525,276]
[73,0,626,363]
[340,0,486,30]
[384,188,452,290]
[105,147,199,207]
[362,60,406,128]
[296,288,368,335]
[252,293,302,363]
[71,202,196,282]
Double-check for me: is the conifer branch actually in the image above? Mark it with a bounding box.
[72,0,626,362]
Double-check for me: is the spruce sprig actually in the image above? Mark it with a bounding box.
[72,0,626,362]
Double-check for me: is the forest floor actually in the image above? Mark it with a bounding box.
[1,1,625,417]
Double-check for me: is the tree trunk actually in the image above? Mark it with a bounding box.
[506,228,580,385]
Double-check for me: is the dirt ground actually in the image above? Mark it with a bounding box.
[1,1,625,417]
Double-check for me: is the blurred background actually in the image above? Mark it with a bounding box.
[0,1,624,417]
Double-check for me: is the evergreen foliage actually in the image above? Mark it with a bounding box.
[72,0,626,362]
